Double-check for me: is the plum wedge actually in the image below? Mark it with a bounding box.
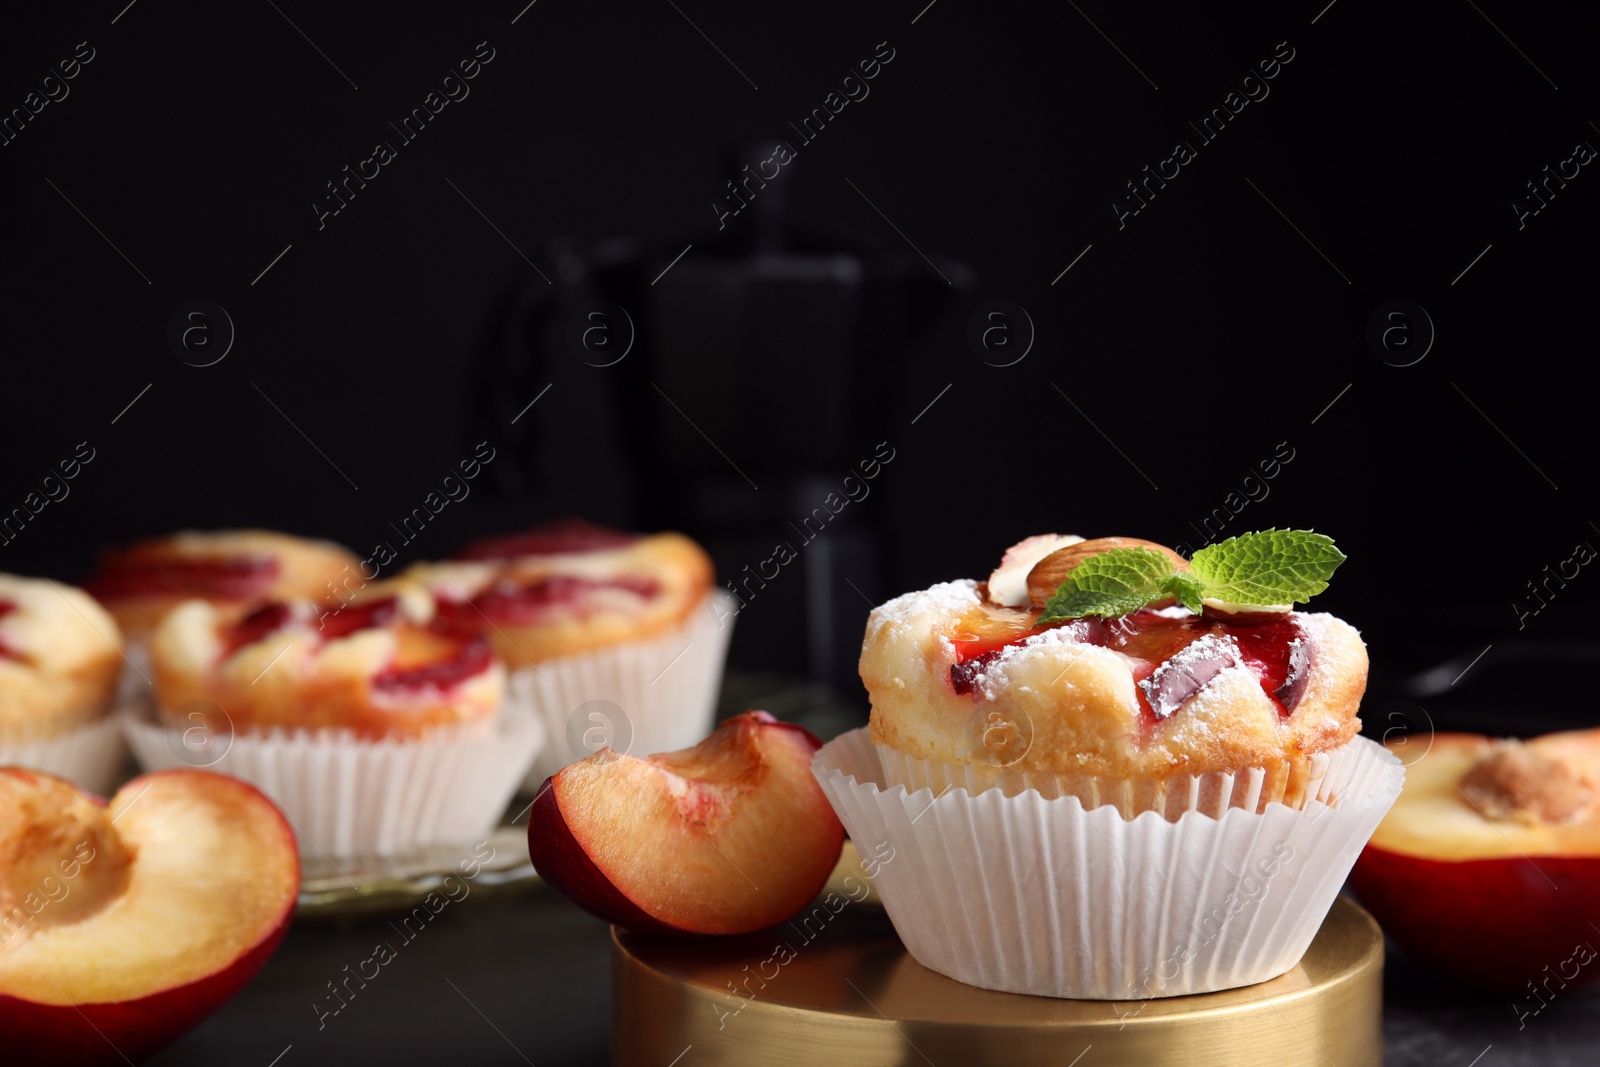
[528,711,844,934]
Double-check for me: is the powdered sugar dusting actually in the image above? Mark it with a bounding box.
[1139,633,1242,720]
[1164,662,1260,722]
[1276,637,1311,710]
[968,622,1097,700]
[866,580,979,643]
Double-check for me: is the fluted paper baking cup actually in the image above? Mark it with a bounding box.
[0,716,127,796]
[814,729,1403,999]
[114,640,154,709]
[506,590,735,788]
[121,705,544,857]
[875,741,1373,820]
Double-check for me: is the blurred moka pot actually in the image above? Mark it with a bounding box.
[471,141,971,697]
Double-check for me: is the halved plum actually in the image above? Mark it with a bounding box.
[0,768,299,1065]
[1349,730,1600,991]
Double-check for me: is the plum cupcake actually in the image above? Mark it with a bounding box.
[0,573,128,793]
[812,530,1404,999]
[84,529,361,709]
[84,529,360,639]
[396,519,734,786]
[122,587,542,856]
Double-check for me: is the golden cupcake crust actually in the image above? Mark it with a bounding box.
[391,532,713,665]
[0,574,124,737]
[862,580,1367,780]
[86,529,360,639]
[149,594,503,741]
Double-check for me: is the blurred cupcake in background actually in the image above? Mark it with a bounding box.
[397,518,734,787]
[123,583,541,857]
[0,573,128,794]
[84,529,360,707]
[85,529,360,639]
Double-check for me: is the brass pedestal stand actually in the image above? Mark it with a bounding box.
[612,895,1382,1066]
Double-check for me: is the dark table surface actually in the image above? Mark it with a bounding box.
[138,886,1600,1067]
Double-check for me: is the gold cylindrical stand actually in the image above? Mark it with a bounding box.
[612,896,1382,1066]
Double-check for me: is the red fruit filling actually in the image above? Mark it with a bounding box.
[219,597,490,692]
[374,634,494,693]
[86,554,280,600]
[453,518,639,561]
[949,647,1005,695]
[0,600,17,661]
[949,608,1310,720]
[222,602,296,657]
[436,574,661,626]
[316,597,401,639]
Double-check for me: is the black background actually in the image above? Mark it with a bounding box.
[3,3,1599,1062]
[5,0,1598,736]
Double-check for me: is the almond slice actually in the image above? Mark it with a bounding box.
[1025,537,1188,610]
[986,534,1084,607]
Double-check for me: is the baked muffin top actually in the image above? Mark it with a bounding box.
[394,526,714,664]
[0,574,124,734]
[150,589,502,740]
[85,529,359,638]
[863,532,1366,780]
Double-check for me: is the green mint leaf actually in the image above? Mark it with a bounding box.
[1037,547,1179,622]
[1165,571,1206,614]
[1188,529,1345,607]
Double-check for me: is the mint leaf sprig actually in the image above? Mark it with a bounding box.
[1036,529,1345,623]
[1034,547,1178,621]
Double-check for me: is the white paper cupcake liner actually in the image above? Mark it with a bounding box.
[813,728,1403,999]
[875,742,1377,820]
[506,590,735,788]
[0,716,127,796]
[121,704,545,858]
[115,640,154,708]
